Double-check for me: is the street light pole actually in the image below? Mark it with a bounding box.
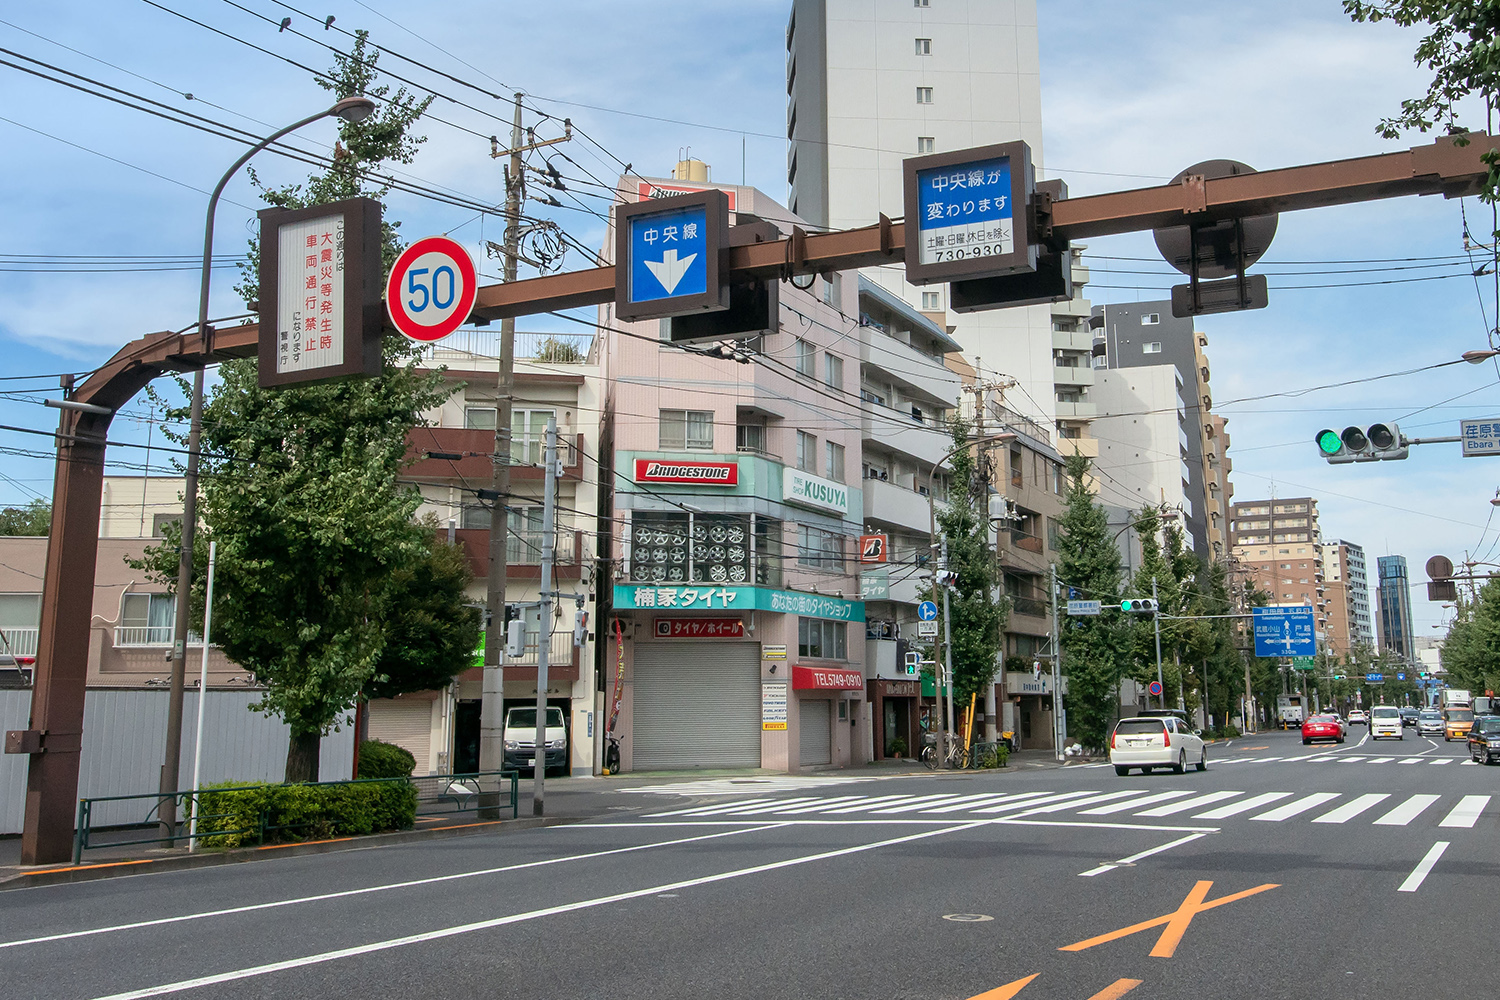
[1151,576,1165,710]
[158,95,376,842]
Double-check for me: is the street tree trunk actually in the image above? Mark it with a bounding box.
[285,730,321,783]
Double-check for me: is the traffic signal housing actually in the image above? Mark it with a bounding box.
[1121,598,1158,613]
[1314,423,1408,463]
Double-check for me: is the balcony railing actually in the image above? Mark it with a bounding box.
[1010,529,1044,554]
[1010,596,1049,618]
[504,630,576,667]
[0,627,38,657]
[113,627,204,648]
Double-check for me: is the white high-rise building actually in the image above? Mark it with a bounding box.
[786,0,1058,431]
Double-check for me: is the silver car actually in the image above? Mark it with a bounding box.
[1417,710,1444,737]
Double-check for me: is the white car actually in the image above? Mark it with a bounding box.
[1347,709,1368,726]
[1369,705,1404,740]
[1109,716,1207,775]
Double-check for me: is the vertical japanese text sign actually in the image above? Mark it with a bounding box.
[902,140,1037,285]
[614,188,729,321]
[257,196,384,388]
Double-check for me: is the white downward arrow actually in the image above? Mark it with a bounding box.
[644,248,698,294]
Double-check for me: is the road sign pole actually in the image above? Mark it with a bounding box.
[1050,563,1063,761]
[532,418,557,817]
[941,537,956,767]
[1152,577,1165,709]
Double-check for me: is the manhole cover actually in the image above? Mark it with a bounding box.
[943,913,994,923]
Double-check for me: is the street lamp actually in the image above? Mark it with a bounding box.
[159,94,378,841]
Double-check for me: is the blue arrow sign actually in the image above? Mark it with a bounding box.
[1252,606,1316,658]
[917,600,938,622]
[1366,672,1385,684]
[628,205,708,304]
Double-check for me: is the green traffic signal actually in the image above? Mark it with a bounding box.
[1316,429,1342,455]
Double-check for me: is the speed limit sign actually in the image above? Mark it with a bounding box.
[386,236,478,342]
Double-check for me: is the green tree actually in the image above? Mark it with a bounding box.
[933,419,1006,714]
[1344,0,1500,206]
[1056,454,1129,750]
[0,500,50,536]
[136,34,451,782]
[1441,581,1500,693]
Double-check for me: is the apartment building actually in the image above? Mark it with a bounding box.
[1203,414,1234,561]
[1321,539,1374,653]
[1229,498,1330,639]
[1050,247,1099,460]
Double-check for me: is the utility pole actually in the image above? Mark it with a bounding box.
[1049,562,1063,761]
[533,418,557,817]
[940,536,956,765]
[1152,576,1165,709]
[970,376,1001,743]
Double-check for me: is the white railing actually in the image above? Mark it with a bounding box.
[0,627,38,656]
[422,330,596,364]
[113,627,204,648]
[504,631,576,667]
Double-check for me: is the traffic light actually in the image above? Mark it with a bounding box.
[902,651,920,677]
[1120,598,1158,613]
[935,569,959,588]
[1314,423,1408,463]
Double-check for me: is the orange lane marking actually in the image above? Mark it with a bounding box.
[1086,979,1144,1000]
[1244,745,1269,750]
[28,859,155,875]
[1059,880,1280,959]
[425,820,508,832]
[255,837,355,851]
[966,973,1038,999]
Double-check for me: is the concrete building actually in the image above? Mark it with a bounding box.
[1049,247,1099,460]
[1229,498,1329,639]
[1203,414,1234,562]
[602,174,875,773]
[1321,540,1374,653]
[1377,554,1416,665]
[785,0,1059,431]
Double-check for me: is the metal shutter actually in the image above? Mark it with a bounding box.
[367,699,433,774]
[799,699,832,766]
[633,642,761,769]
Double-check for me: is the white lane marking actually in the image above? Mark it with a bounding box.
[1194,792,1293,819]
[1365,758,1392,765]
[1398,841,1450,893]
[971,790,1103,814]
[1009,790,1149,816]
[1373,794,1441,826]
[1460,760,1480,766]
[1313,793,1391,824]
[648,796,821,817]
[868,794,974,814]
[0,825,778,952]
[1250,792,1342,822]
[1416,739,1440,756]
[1134,790,1243,816]
[1430,759,1453,766]
[1397,758,1424,765]
[1080,790,1194,815]
[644,798,776,817]
[818,794,932,814]
[1335,756,1366,764]
[919,792,1047,814]
[619,775,883,796]
[743,795,868,815]
[88,823,988,1000]
[1078,832,1209,877]
[1439,795,1491,829]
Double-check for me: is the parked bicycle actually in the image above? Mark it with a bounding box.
[921,736,970,770]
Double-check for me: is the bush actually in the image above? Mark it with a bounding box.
[194,778,417,849]
[359,739,417,779]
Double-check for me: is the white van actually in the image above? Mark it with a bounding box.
[1369,705,1403,740]
[503,706,568,773]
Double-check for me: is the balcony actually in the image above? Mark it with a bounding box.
[449,527,585,581]
[405,427,584,483]
[1051,330,1094,352]
[860,333,960,408]
[1009,596,1049,619]
[504,629,578,669]
[0,627,38,657]
[861,407,953,468]
[113,627,203,648]
[1054,401,1097,420]
[1009,529,1044,554]
[1053,364,1095,388]
[1058,437,1098,459]
[864,478,941,533]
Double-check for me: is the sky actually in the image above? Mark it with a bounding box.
[1,0,1495,638]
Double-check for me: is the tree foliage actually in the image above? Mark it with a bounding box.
[1440,579,1500,694]
[0,500,50,536]
[1056,454,1129,750]
[933,419,1007,713]
[1344,0,1500,205]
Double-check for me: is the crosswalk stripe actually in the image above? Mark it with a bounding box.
[1080,790,1195,815]
[1134,790,1242,816]
[1365,758,1392,765]
[665,796,823,817]
[1430,759,1453,765]
[1439,794,1491,829]
[1251,792,1342,822]
[973,790,1101,814]
[1397,758,1424,764]
[1013,790,1149,815]
[1312,793,1391,824]
[817,794,927,814]
[1337,756,1366,764]
[1460,760,1480,766]
[646,798,778,817]
[920,792,1044,814]
[751,796,869,814]
[1195,792,1293,819]
[1373,794,1441,826]
[869,794,972,814]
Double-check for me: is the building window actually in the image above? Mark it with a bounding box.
[1046,517,1061,551]
[914,0,929,7]
[464,406,497,429]
[119,593,176,646]
[797,430,817,472]
[821,272,843,308]
[1141,313,1160,325]
[824,353,843,390]
[921,290,942,311]
[511,409,556,465]
[794,337,815,376]
[917,136,935,154]
[1143,342,1162,354]
[151,513,181,537]
[916,87,933,104]
[798,525,845,571]
[660,409,714,451]
[915,37,931,55]
[799,617,848,659]
[736,418,767,455]
[460,502,489,530]
[506,507,547,565]
[825,441,846,482]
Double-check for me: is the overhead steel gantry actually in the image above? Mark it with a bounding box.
[11,132,1494,864]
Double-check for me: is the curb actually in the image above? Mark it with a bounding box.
[0,815,574,892]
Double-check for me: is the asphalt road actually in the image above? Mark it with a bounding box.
[1,725,1493,1000]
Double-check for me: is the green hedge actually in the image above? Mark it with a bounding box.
[359,739,417,779]
[195,778,418,849]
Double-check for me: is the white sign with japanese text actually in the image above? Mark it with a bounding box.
[916,157,1013,266]
[276,212,345,376]
[1461,418,1500,457]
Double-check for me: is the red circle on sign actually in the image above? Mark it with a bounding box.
[1148,681,1163,696]
[386,236,478,343]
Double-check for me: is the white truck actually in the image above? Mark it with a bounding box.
[1276,694,1306,727]
[502,706,568,774]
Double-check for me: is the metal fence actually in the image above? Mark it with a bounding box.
[72,771,519,863]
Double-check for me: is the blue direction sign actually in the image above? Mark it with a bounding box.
[614,189,728,321]
[1252,605,1316,658]
[1366,672,1385,684]
[1397,672,1406,681]
[917,600,939,622]
[902,140,1036,286]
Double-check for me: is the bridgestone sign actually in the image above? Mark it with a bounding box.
[633,459,738,485]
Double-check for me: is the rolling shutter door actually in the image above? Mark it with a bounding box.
[633,642,761,769]
[367,699,433,774]
[799,699,832,766]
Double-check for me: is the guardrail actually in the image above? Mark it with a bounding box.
[72,770,520,864]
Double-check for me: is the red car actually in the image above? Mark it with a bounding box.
[1302,714,1345,745]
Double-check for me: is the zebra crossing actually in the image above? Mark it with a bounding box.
[642,788,1494,830]
[1076,753,1479,768]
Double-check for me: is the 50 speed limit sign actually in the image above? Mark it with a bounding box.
[386,236,478,342]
